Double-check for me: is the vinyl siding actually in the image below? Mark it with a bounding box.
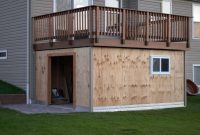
[138,0,161,12]
[186,40,200,80]
[94,0,105,6]
[128,0,138,10]
[31,0,53,17]
[183,1,200,80]
[0,0,28,90]
[172,0,192,16]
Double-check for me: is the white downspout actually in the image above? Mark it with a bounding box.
[26,0,30,104]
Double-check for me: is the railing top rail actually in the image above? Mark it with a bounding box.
[33,5,191,19]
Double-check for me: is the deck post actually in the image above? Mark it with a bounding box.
[48,14,53,46]
[186,17,191,48]
[145,12,149,46]
[32,18,35,45]
[69,11,74,45]
[95,6,100,43]
[89,6,95,43]
[167,14,171,47]
[121,9,126,44]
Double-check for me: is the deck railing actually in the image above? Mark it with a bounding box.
[33,5,190,45]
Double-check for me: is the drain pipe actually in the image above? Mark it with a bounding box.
[26,0,31,104]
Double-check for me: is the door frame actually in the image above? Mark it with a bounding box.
[47,52,76,109]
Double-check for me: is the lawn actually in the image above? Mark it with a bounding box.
[0,80,24,94]
[0,96,200,135]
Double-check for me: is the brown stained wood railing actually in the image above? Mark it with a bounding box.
[33,5,190,46]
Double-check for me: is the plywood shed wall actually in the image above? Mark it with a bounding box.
[35,48,91,109]
[92,47,184,107]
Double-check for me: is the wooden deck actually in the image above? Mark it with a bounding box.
[33,6,190,51]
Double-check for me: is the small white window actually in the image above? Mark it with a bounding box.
[162,0,172,14]
[151,56,170,75]
[0,50,7,60]
[193,64,200,87]
[193,4,200,39]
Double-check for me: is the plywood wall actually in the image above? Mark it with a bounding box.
[92,47,184,107]
[35,48,91,108]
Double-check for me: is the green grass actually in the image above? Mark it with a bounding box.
[0,96,200,135]
[0,80,25,94]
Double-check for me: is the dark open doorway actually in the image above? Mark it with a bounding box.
[50,55,74,105]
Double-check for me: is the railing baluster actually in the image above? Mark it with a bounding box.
[121,9,126,44]
[96,6,100,43]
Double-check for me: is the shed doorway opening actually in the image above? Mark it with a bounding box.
[50,55,74,106]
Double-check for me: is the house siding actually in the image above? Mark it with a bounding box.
[0,0,28,90]
[182,1,200,81]
[128,0,138,10]
[94,0,105,6]
[138,0,161,12]
[31,0,53,17]
[186,41,200,80]
[172,0,192,16]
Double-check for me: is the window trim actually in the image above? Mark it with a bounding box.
[193,64,200,87]
[150,55,171,75]
[161,0,172,14]
[53,0,93,12]
[192,3,200,39]
[0,50,7,60]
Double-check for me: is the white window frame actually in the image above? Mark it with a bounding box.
[150,55,171,75]
[0,50,7,60]
[193,64,200,87]
[192,3,200,39]
[162,0,172,14]
[53,0,93,12]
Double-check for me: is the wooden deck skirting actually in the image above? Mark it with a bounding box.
[33,5,191,51]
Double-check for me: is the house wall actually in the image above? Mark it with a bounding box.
[35,48,91,110]
[31,0,53,17]
[0,0,28,90]
[92,47,184,108]
[138,0,161,12]
[138,0,193,16]
[185,2,200,81]
[128,0,138,10]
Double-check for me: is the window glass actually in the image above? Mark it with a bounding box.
[162,0,172,14]
[74,0,89,8]
[55,0,71,12]
[105,0,119,8]
[153,58,160,72]
[151,56,170,74]
[161,58,169,72]
[193,4,200,38]
[193,5,200,22]
[194,66,200,86]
